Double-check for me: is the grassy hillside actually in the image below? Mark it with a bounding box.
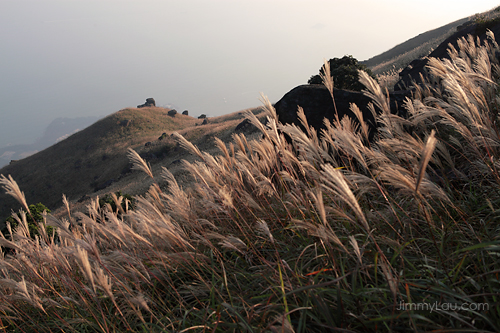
[395,11,500,91]
[0,106,265,226]
[0,116,102,168]
[1,7,500,332]
[1,31,499,331]
[361,17,469,74]
[364,6,500,90]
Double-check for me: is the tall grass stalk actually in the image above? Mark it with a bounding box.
[0,31,499,332]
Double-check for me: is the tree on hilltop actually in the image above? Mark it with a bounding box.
[308,55,376,91]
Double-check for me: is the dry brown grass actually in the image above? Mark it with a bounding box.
[0,106,265,226]
[1,30,500,332]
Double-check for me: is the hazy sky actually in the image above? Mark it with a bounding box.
[1,0,499,147]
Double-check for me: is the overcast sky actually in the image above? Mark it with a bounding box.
[1,0,499,147]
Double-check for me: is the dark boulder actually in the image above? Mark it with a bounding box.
[235,119,251,131]
[137,98,156,108]
[274,84,410,142]
[182,110,189,115]
[236,118,261,134]
[168,109,177,117]
[275,85,375,140]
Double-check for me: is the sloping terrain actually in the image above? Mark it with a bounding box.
[363,6,500,74]
[0,116,102,168]
[2,23,500,331]
[4,8,500,228]
[361,17,469,74]
[0,106,265,225]
[396,18,500,89]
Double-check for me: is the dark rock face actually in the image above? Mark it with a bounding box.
[137,98,156,108]
[274,85,411,142]
[395,22,500,90]
[168,110,177,117]
[275,85,374,140]
[182,110,189,115]
[235,119,252,131]
[235,118,261,134]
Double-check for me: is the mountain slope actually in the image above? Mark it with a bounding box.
[395,17,500,89]
[361,17,470,74]
[0,106,264,225]
[4,7,500,227]
[0,116,102,168]
[0,107,182,222]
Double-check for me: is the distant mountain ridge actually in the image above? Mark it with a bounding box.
[39,116,103,147]
[0,116,102,168]
[395,17,500,89]
[361,17,470,72]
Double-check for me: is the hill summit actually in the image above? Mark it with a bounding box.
[0,105,264,224]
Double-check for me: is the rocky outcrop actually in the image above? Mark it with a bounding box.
[137,98,156,108]
[395,21,500,90]
[235,118,261,134]
[235,119,252,131]
[274,84,410,142]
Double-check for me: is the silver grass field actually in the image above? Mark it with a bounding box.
[1,31,500,332]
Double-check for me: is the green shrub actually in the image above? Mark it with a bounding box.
[3,202,54,238]
[308,55,376,91]
[98,190,135,213]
